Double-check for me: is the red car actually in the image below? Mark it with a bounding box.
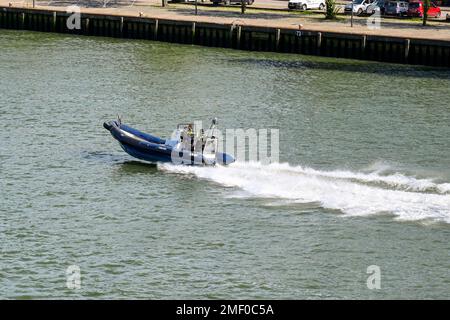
[407,1,442,18]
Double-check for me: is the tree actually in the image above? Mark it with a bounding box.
[325,0,340,20]
[422,0,430,26]
[241,0,247,14]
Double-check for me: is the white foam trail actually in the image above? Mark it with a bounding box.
[159,162,450,223]
[437,183,450,194]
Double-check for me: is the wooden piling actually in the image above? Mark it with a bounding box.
[52,11,56,32]
[229,24,234,48]
[236,25,241,49]
[154,19,158,40]
[404,39,410,62]
[20,12,24,29]
[361,35,367,59]
[316,32,322,55]
[275,28,280,52]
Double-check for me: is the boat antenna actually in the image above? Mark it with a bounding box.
[209,117,217,129]
[117,114,122,126]
[209,117,217,138]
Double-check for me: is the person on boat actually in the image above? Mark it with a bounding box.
[187,124,194,137]
[180,125,192,149]
[200,129,206,152]
[187,124,195,153]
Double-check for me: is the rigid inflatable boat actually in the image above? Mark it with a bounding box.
[103,118,235,166]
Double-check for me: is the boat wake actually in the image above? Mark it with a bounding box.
[159,161,450,224]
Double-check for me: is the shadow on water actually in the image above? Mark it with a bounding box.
[81,151,159,174]
[115,161,159,175]
[227,58,450,79]
[81,151,128,164]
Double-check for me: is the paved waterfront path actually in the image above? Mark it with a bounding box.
[2,0,450,41]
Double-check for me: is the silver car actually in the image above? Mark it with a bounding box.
[385,1,409,16]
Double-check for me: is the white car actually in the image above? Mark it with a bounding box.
[288,0,326,10]
[344,0,381,15]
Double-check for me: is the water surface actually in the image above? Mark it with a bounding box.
[0,30,449,299]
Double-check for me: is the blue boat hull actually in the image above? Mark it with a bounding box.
[103,120,235,165]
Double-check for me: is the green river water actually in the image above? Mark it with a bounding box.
[0,29,449,299]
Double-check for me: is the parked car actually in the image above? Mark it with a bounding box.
[361,0,388,14]
[211,0,254,5]
[377,0,387,14]
[288,0,326,10]
[385,1,409,16]
[345,0,383,15]
[407,1,441,18]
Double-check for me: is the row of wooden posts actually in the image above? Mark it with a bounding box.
[1,7,450,67]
